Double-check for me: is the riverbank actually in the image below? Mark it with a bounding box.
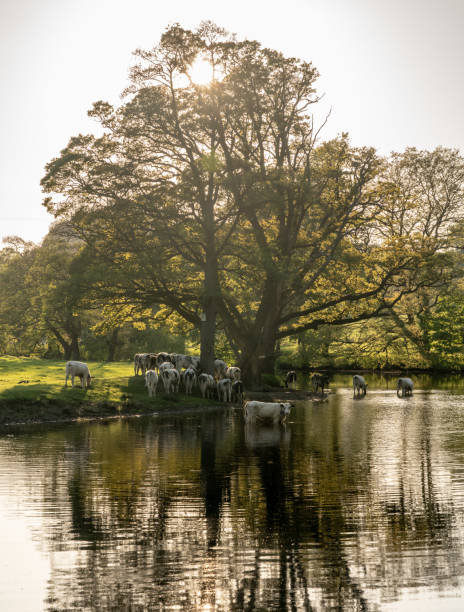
[4,356,450,428]
[0,357,328,427]
[0,356,219,427]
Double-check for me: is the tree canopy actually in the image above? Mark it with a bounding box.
[39,22,464,378]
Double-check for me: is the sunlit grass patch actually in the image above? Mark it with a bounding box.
[0,357,216,426]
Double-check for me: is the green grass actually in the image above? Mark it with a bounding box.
[0,356,217,426]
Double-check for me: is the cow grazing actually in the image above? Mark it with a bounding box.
[353,374,367,398]
[145,370,159,397]
[198,373,215,398]
[231,380,244,403]
[311,373,329,395]
[285,370,297,388]
[244,401,292,425]
[161,368,180,394]
[217,378,232,402]
[183,367,197,395]
[65,361,91,389]
[214,359,228,381]
[397,377,414,397]
[226,366,241,381]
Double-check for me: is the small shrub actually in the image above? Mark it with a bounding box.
[261,373,281,387]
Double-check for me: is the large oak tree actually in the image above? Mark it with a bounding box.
[42,23,463,380]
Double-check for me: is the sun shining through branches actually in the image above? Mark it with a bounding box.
[189,57,221,86]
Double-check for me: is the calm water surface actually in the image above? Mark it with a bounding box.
[1,374,464,611]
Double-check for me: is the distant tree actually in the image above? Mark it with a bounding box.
[31,230,91,360]
[0,230,92,360]
[375,147,464,367]
[0,237,43,355]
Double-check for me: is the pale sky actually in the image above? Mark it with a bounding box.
[1,0,463,244]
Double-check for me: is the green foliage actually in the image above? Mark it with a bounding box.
[260,373,282,388]
[5,23,464,377]
[422,295,464,368]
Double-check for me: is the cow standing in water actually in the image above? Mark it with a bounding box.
[353,374,367,398]
[244,401,292,425]
[285,371,297,389]
[311,373,329,396]
[397,377,414,397]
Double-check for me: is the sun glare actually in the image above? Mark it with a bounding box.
[189,58,215,86]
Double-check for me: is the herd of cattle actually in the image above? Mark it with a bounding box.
[286,370,414,397]
[133,352,244,403]
[63,358,415,425]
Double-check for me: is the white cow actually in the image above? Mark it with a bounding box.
[161,368,180,393]
[226,366,241,381]
[397,377,414,397]
[133,353,140,375]
[353,374,367,398]
[134,353,143,375]
[217,378,232,402]
[65,361,91,389]
[244,401,292,425]
[214,359,228,381]
[145,370,159,397]
[174,354,190,370]
[198,373,215,398]
[159,361,175,374]
[175,354,201,372]
[134,353,150,375]
[183,367,197,395]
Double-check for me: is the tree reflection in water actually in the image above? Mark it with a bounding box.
[1,391,464,610]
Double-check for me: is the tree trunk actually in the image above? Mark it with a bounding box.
[47,322,72,360]
[235,283,282,386]
[239,330,279,386]
[239,347,260,387]
[200,252,218,374]
[106,328,120,362]
[199,205,220,375]
[47,320,81,361]
[70,334,80,361]
[63,344,72,360]
[200,299,216,375]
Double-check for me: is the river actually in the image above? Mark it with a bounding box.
[1,373,464,611]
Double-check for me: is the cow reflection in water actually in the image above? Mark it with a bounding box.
[244,422,291,450]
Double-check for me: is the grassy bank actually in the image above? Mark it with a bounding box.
[0,357,217,427]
